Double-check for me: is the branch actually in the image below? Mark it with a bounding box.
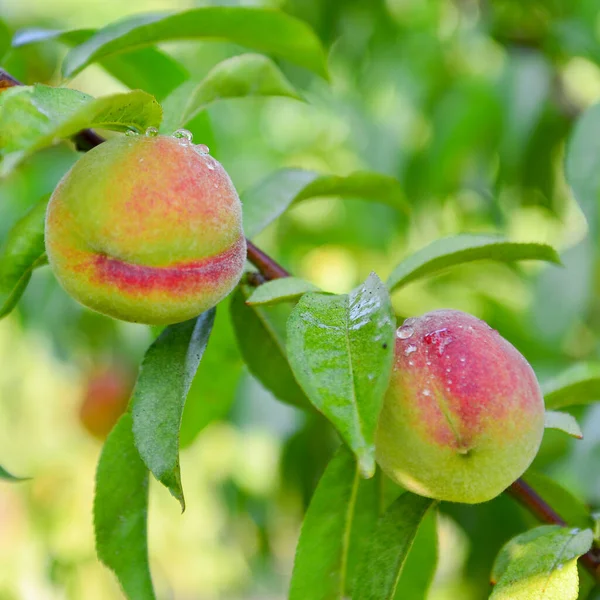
[2,67,599,583]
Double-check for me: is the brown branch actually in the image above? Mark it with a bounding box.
[245,240,290,281]
[3,66,599,583]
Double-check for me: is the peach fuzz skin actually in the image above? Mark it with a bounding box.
[375,309,545,504]
[45,134,246,325]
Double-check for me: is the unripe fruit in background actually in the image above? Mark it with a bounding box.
[79,365,133,440]
[45,132,246,325]
[375,309,545,504]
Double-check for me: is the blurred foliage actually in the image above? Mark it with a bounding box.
[1,0,600,598]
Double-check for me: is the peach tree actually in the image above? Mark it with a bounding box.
[1,4,600,600]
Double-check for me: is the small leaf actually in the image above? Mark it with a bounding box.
[230,285,310,410]
[132,309,215,511]
[387,234,561,292]
[490,525,593,600]
[94,414,155,600]
[522,471,592,530]
[12,27,186,100]
[0,465,28,482]
[161,53,302,134]
[243,169,407,239]
[353,492,436,600]
[0,199,47,318]
[286,273,395,477]
[63,8,328,79]
[543,363,600,409]
[545,410,583,439]
[246,277,321,306]
[0,85,161,172]
[289,446,381,600]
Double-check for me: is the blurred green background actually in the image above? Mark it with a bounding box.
[2,0,600,598]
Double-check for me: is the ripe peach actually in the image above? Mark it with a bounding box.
[45,133,246,324]
[79,365,133,440]
[375,309,545,504]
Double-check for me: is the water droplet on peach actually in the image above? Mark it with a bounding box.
[195,144,210,154]
[173,128,193,142]
[145,127,159,137]
[397,326,414,340]
[405,344,417,356]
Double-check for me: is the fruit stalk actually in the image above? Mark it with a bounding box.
[2,67,598,582]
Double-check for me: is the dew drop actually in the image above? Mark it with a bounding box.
[460,357,466,363]
[145,126,159,137]
[423,389,431,397]
[404,344,417,356]
[125,129,138,137]
[557,563,563,570]
[570,528,580,535]
[397,326,414,340]
[403,317,416,326]
[408,360,414,366]
[426,361,432,366]
[446,368,451,373]
[448,380,453,385]
[173,128,193,142]
[195,143,210,154]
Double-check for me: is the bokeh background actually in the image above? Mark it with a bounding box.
[1,0,600,598]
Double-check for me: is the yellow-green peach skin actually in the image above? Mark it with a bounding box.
[45,134,246,325]
[375,310,545,504]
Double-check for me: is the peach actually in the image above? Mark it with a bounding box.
[45,133,246,324]
[79,365,133,440]
[375,309,545,504]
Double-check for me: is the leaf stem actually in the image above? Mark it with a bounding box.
[3,67,599,583]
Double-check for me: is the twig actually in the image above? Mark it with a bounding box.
[3,67,599,583]
[245,240,290,281]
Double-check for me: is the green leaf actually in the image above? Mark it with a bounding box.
[387,234,561,292]
[0,465,28,482]
[544,410,583,439]
[243,169,407,239]
[565,103,600,233]
[132,310,215,511]
[289,446,381,600]
[0,199,47,318]
[160,53,302,134]
[246,277,321,306]
[180,303,242,447]
[543,363,600,409]
[230,286,310,410]
[392,509,438,600]
[353,492,436,600]
[592,512,600,542]
[12,28,187,100]
[286,273,395,477]
[490,525,593,600]
[62,8,328,79]
[0,85,161,173]
[522,471,592,530]
[94,414,155,600]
